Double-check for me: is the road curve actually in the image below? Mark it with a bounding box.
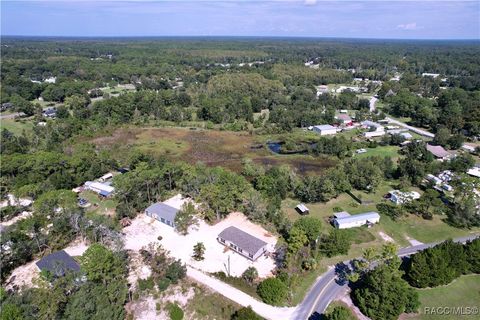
[307,234,480,317]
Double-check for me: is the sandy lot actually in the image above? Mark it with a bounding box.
[123,212,277,278]
[0,211,32,228]
[5,239,89,291]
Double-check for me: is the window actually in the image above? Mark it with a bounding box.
[161,218,165,223]
[238,248,243,253]
[249,254,253,259]
[219,238,225,243]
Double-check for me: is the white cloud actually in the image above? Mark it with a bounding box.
[396,22,422,30]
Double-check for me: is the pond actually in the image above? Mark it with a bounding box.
[267,141,316,155]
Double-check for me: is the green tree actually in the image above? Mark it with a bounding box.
[352,264,419,320]
[242,267,259,284]
[231,306,263,320]
[174,202,198,235]
[325,305,355,320]
[81,244,126,285]
[192,242,205,261]
[319,229,351,257]
[293,217,322,243]
[256,278,288,306]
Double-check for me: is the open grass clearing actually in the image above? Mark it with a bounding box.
[413,274,480,320]
[1,118,34,135]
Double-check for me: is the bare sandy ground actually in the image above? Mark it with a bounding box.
[378,231,395,243]
[123,212,277,278]
[0,211,32,228]
[5,239,89,291]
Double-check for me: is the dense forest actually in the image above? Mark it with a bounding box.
[1,37,479,320]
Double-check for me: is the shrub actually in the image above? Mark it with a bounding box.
[167,303,184,320]
[137,277,155,291]
[242,267,258,284]
[157,278,171,291]
[256,278,288,306]
[231,306,263,320]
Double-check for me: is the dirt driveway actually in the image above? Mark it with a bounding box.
[123,212,277,278]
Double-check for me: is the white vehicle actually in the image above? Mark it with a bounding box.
[356,148,367,154]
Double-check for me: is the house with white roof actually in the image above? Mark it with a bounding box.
[333,211,380,229]
[313,124,337,136]
[362,120,385,138]
[388,190,421,205]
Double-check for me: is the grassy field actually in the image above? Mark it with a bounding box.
[355,145,400,160]
[413,275,480,320]
[186,285,240,320]
[79,190,117,217]
[1,118,34,135]
[87,126,337,174]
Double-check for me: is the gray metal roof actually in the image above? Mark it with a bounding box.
[218,226,267,255]
[36,250,80,276]
[333,211,351,219]
[314,124,336,131]
[145,202,179,222]
[335,212,380,224]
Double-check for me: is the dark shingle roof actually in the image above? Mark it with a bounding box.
[145,202,179,222]
[218,226,267,256]
[36,250,80,276]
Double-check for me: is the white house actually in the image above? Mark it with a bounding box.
[313,124,337,136]
[333,212,380,229]
[362,120,385,138]
[388,190,421,205]
[467,166,480,178]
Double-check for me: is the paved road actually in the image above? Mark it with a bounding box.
[307,234,480,317]
[385,117,435,138]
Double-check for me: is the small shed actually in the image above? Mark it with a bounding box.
[295,203,309,215]
[36,250,80,277]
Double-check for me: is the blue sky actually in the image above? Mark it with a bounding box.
[1,1,479,39]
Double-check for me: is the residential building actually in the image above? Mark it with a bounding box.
[217,226,268,261]
[42,107,57,118]
[313,124,337,136]
[362,120,385,138]
[36,250,80,277]
[388,190,421,205]
[336,114,353,125]
[426,144,451,161]
[84,181,115,197]
[316,85,329,96]
[467,166,480,178]
[333,212,380,229]
[422,73,440,78]
[145,202,179,227]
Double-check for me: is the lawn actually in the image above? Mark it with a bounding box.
[79,190,117,217]
[413,274,480,320]
[1,118,34,135]
[354,145,400,160]
[186,285,240,320]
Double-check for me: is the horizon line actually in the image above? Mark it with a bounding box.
[2,35,479,41]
